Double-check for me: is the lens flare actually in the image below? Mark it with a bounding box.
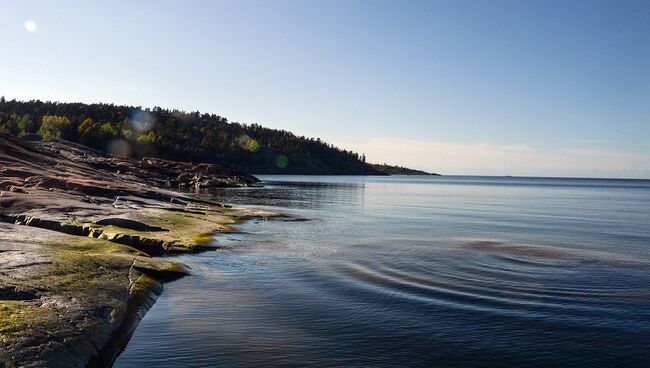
[236,134,260,152]
[107,139,132,158]
[247,139,259,152]
[128,110,155,133]
[24,21,37,32]
[275,155,288,168]
[236,134,250,149]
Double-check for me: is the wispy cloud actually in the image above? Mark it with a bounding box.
[335,138,650,178]
[570,139,617,144]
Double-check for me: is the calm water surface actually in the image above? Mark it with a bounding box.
[115,176,650,367]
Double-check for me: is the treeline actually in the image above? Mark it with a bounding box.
[370,163,439,176]
[0,98,380,174]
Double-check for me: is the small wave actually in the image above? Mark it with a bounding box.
[461,240,574,260]
[456,239,650,268]
[332,243,647,323]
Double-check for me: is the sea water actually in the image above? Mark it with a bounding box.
[115,176,650,367]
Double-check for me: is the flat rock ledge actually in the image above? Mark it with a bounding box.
[0,134,278,367]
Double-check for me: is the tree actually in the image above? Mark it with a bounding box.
[0,99,380,174]
[17,114,34,136]
[0,113,20,135]
[38,115,71,140]
[78,118,99,145]
[99,122,118,140]
[136,131,157,145]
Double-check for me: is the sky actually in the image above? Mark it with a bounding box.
[1,0,649,178]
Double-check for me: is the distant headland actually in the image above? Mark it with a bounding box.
[371,163,440,176]
[0,98,434,176]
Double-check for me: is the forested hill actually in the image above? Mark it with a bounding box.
[0,98,381,175]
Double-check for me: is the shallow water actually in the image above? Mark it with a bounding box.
[115,175,650,367]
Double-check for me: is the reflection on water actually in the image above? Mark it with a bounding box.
[209,179,367,210]
[115,176,650,367]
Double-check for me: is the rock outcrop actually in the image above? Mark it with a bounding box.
[0,134,276,367]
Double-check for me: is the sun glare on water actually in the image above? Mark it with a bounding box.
[24,21,37,32]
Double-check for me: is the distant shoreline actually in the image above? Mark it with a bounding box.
[370,163,440,176]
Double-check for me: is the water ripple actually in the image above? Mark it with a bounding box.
[116,176,650,368]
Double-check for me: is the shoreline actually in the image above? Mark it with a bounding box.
[0,134,277,367]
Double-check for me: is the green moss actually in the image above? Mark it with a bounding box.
[0,301,56,341]
[159,262,186,274]
[133,274,157,289]
[53,236,145,256]
[130,274,161,296]
[145,210,238,247]
[0,207,264,355]
[36,237,136,307]
[70,210,237,253]
[191,232,216,245]
[158,210,237,228]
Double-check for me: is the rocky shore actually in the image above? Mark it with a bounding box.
[0,134,276,367]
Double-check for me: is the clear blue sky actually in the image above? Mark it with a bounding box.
[1,0,649,177]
